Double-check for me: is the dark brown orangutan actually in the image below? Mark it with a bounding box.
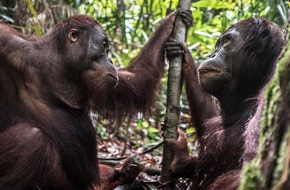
[165,18,284,190]
[0,10,192,190]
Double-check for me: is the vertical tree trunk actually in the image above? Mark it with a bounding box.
[160,0,191,188]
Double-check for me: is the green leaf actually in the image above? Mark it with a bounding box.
[25,0,41,36]
[192,0,236,9]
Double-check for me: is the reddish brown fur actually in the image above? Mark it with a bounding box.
[93,12,178,120]
[167,18,284,190]
[0,12,178,190]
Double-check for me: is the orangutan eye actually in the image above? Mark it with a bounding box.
[103,39,109,54]
[222,35,231,47]
[102,40,107,47]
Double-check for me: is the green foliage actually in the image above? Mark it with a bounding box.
[5,0,287,152]
[78,0,178,66]
[191,0,235,9]
[136,119,161,142]
[25,0,42,36]
[74,0,288,143]
[186,0,286,61]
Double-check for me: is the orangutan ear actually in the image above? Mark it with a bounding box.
[68,28,79,42]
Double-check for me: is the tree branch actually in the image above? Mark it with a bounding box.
[160,0,191,188]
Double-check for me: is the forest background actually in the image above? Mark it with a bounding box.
[1,0,289,189]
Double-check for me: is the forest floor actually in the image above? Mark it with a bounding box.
[96,114,194,189]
